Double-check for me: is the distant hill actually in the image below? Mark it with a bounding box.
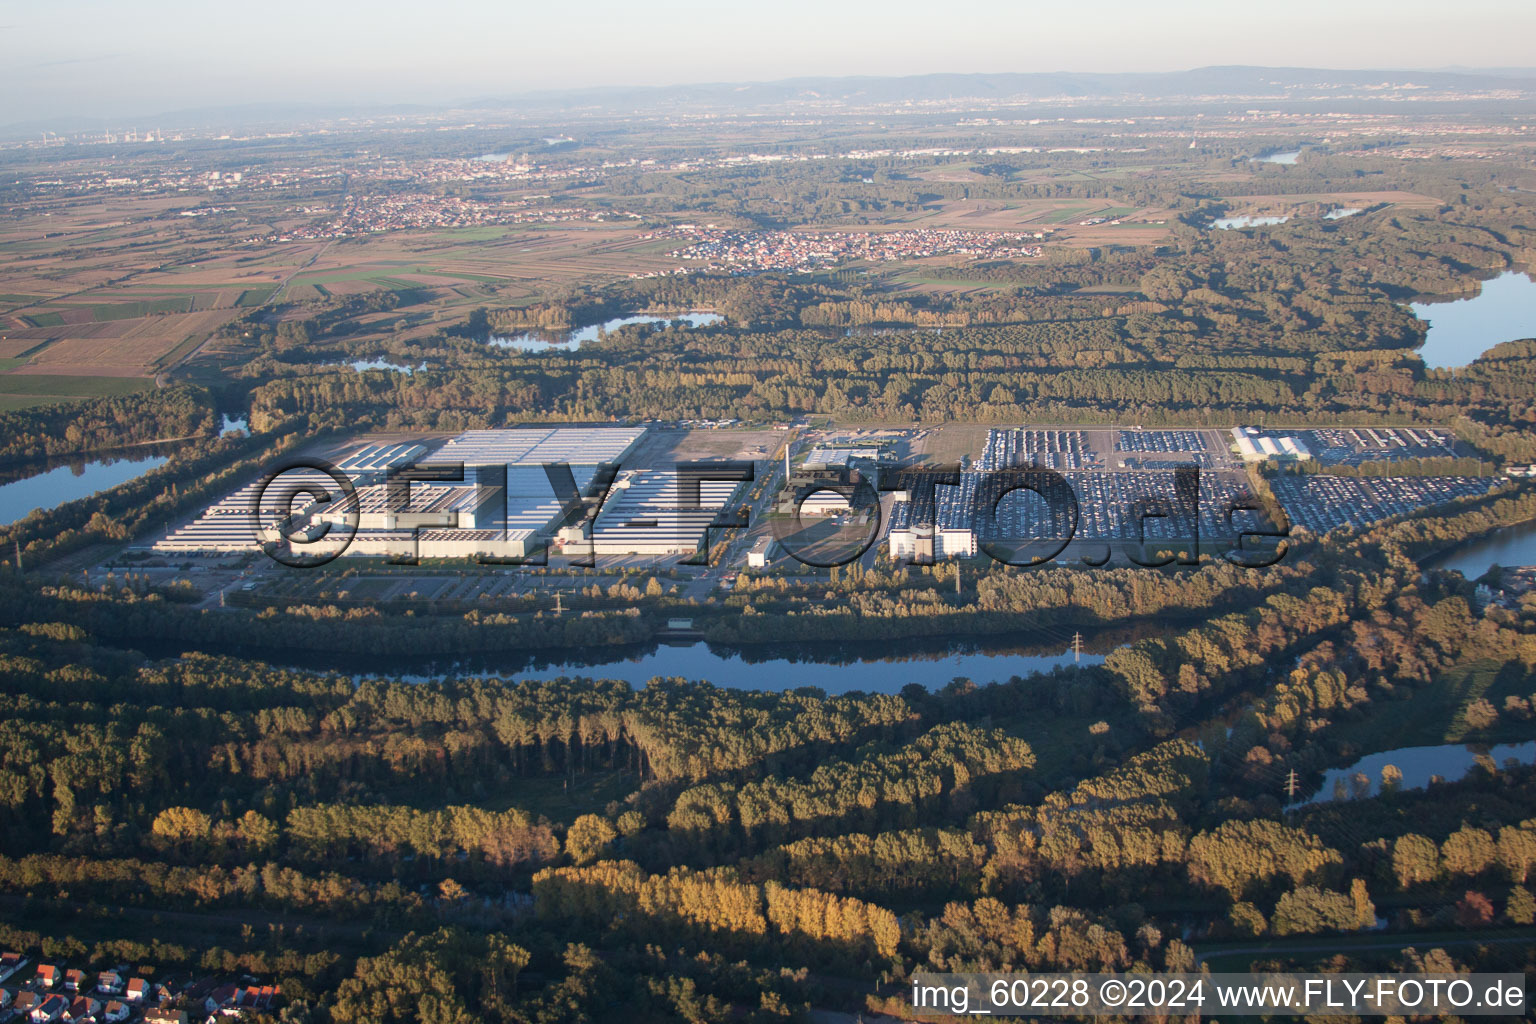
[476,65,1536,111]
[8,65,1536,137]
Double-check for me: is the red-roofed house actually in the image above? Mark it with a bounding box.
[204,984,240,1013]
[62,969,85,992]
[67,995,101,1019]
[0,952,27,983]
[124,978,149,1003]
[96,971,123,995]
[237,984,279,1010]
[103,1001,130,1023]
[30,992,68,1022]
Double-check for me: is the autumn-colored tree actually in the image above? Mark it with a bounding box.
[1442,827,1497,878]
[1392,834,1440,889]
[1506,886,1536,925]
[565,814,619,866]
[1455,891,1495,928]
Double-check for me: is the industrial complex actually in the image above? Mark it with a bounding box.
[147,422,1502,573]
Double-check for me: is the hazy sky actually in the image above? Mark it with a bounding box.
[6,0,1536,123]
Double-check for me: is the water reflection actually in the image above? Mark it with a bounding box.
[259,631,1119,695]
[1425,518,1536,579]
[489,313,723,353]
[0,450,172,526]
[1212,214,1291,230]
[1411,271,1536,369]
[349,358,426,373]
[1304,740,1536,805]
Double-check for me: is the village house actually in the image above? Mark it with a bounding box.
[29,992,69,1023]
[204,983,240,1013]
[0,953,26,984]
[68,994,102,1020]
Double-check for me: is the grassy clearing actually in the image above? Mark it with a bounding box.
[431,227,510,242]
[152,332,210,371]
[86,296,196,321]
[1036,206,1093,224]
[0,374,151,400]
[281,283,328,302]
[0,394,57,411]
[1323,657,1536,755]
[487,771,640,827]
[236,286,277,306]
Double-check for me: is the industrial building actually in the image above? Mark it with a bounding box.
[794,490,852,515]
[153,468,340,554]
[427,426,646,484]
[776,448,879,516]
[333,442,428,484]
[153,427,650,558]
[888,475,982,559]
[802,445,888,473]
[1231,427,1312,463]
[317,483,498,530]
[589,468,746,556]
[746,534,778,568]
[346,528,539,560]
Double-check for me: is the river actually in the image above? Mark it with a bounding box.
[240,631,1116,695]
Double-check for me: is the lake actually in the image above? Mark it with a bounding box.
[1304,740,1536,805]
[0,451,170,526]
[1426,518,1536,579]
[259,633,1112,695]
[1212,214,1291,229]
[220,414,248,436]
[1257,150,1301,165]
[1411,270,1536,369]
[349,358,426,373]
[490,313,723,353]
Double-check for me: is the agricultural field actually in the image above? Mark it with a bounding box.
[0,185,684,397]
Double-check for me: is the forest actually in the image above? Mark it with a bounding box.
[0,485,1533,1021]
[2,106,1536,1022]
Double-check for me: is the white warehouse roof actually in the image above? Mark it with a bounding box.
[430,427,646,468]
